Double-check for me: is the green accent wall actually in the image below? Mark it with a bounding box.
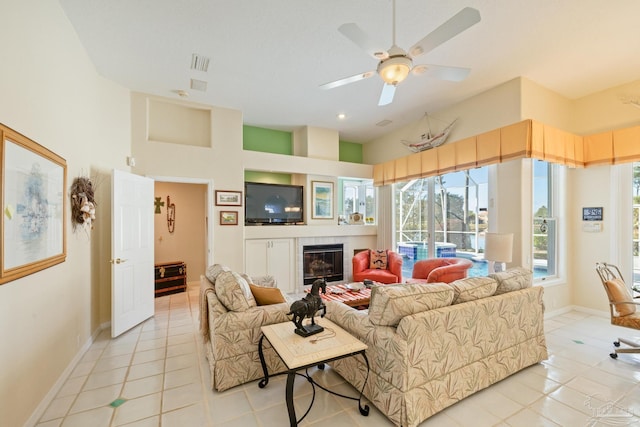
[243,125,292,155]
[244,171,292,184]
[339,140,363,163]
[243,125,363,164]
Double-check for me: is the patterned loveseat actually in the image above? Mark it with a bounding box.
[325,267,548,427]
[200,265,291,391]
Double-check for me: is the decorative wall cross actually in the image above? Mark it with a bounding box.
[154,197,164,214]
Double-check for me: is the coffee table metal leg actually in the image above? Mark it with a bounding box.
[286,372,297,426]
[258,335,269,388]
[358,352,371,416]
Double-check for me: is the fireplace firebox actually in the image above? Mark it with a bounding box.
[302,244,344,285]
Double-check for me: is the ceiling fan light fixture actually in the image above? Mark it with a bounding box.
[377,56,412,85]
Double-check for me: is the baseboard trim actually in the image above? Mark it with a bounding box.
[26,325,106,427]
[545,304,609,319]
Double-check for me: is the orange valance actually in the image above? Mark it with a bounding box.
[476,129,500,166]
[373,120,640,186]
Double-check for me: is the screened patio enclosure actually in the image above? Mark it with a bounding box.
[394,168,489,278]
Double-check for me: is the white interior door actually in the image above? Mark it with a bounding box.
[111,169,154,337]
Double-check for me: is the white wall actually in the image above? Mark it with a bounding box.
[131,93,246,272]
[573,79,640,135]
[364,78,523,165]
[0,2,131,426]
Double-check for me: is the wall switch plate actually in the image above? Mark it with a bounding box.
[582,222,602,232]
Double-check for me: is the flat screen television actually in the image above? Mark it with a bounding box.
[245,182,304,225]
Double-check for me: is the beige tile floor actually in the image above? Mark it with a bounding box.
[36,282,640,427]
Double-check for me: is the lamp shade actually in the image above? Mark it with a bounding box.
[484,233,513,263]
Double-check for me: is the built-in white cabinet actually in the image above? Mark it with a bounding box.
[245,239,295,293]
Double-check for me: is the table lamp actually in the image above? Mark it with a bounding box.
[484,232,513,274]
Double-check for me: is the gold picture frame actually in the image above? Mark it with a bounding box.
[1,124,67,285]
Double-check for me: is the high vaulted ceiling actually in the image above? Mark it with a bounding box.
[59,0,640,143]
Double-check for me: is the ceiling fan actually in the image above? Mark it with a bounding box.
[320,1,481,106]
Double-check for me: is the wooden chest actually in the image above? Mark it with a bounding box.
[154,261,187,297]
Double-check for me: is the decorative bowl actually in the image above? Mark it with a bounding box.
[346,282,365,291]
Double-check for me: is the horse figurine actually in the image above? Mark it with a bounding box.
[287,278,327,337]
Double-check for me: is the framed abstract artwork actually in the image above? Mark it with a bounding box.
[1,124,67,285]
[311,181,333,219]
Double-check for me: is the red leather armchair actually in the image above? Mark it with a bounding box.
[352,250,403,284]
[406,257,473,284]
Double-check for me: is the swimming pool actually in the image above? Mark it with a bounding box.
[400,252,546,280]
[401,253,487,279]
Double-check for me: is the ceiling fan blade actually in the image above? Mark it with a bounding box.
[412,64,471,81]
[319,71,375,90]
[338,23,388,59]
[378,83,396,106]
[409,7,481,57]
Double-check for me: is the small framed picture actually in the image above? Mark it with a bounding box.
[215,190,242,206]
[220,211,238,225]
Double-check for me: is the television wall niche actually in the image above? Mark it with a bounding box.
[245,182,304,225]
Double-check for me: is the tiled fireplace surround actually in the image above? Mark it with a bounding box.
[245,224,377,292]
[297,237,355,288]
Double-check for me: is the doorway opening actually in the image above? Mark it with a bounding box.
[151,177,214,288]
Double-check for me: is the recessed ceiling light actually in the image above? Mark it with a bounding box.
[337,113,347,120]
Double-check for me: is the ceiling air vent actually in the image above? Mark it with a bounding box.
[190,54,210,72]
[190,79,208,92]
[376,119,392,127]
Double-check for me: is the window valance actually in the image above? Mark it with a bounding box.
[373,119,640,186]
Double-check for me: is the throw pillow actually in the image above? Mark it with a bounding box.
[369,249,388,270]
[252,275,277,288]
[215,271,257,311]
[450,277,497,304]
[205,264,231,285]
[605,278,636,317]
[250,284,286,305]
[489,267,532,295]
[368,283,454,326]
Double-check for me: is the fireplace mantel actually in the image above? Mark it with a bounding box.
[244,224,376,240]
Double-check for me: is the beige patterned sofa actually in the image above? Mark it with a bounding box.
[325,268,548,427]
[200,265,291,391]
